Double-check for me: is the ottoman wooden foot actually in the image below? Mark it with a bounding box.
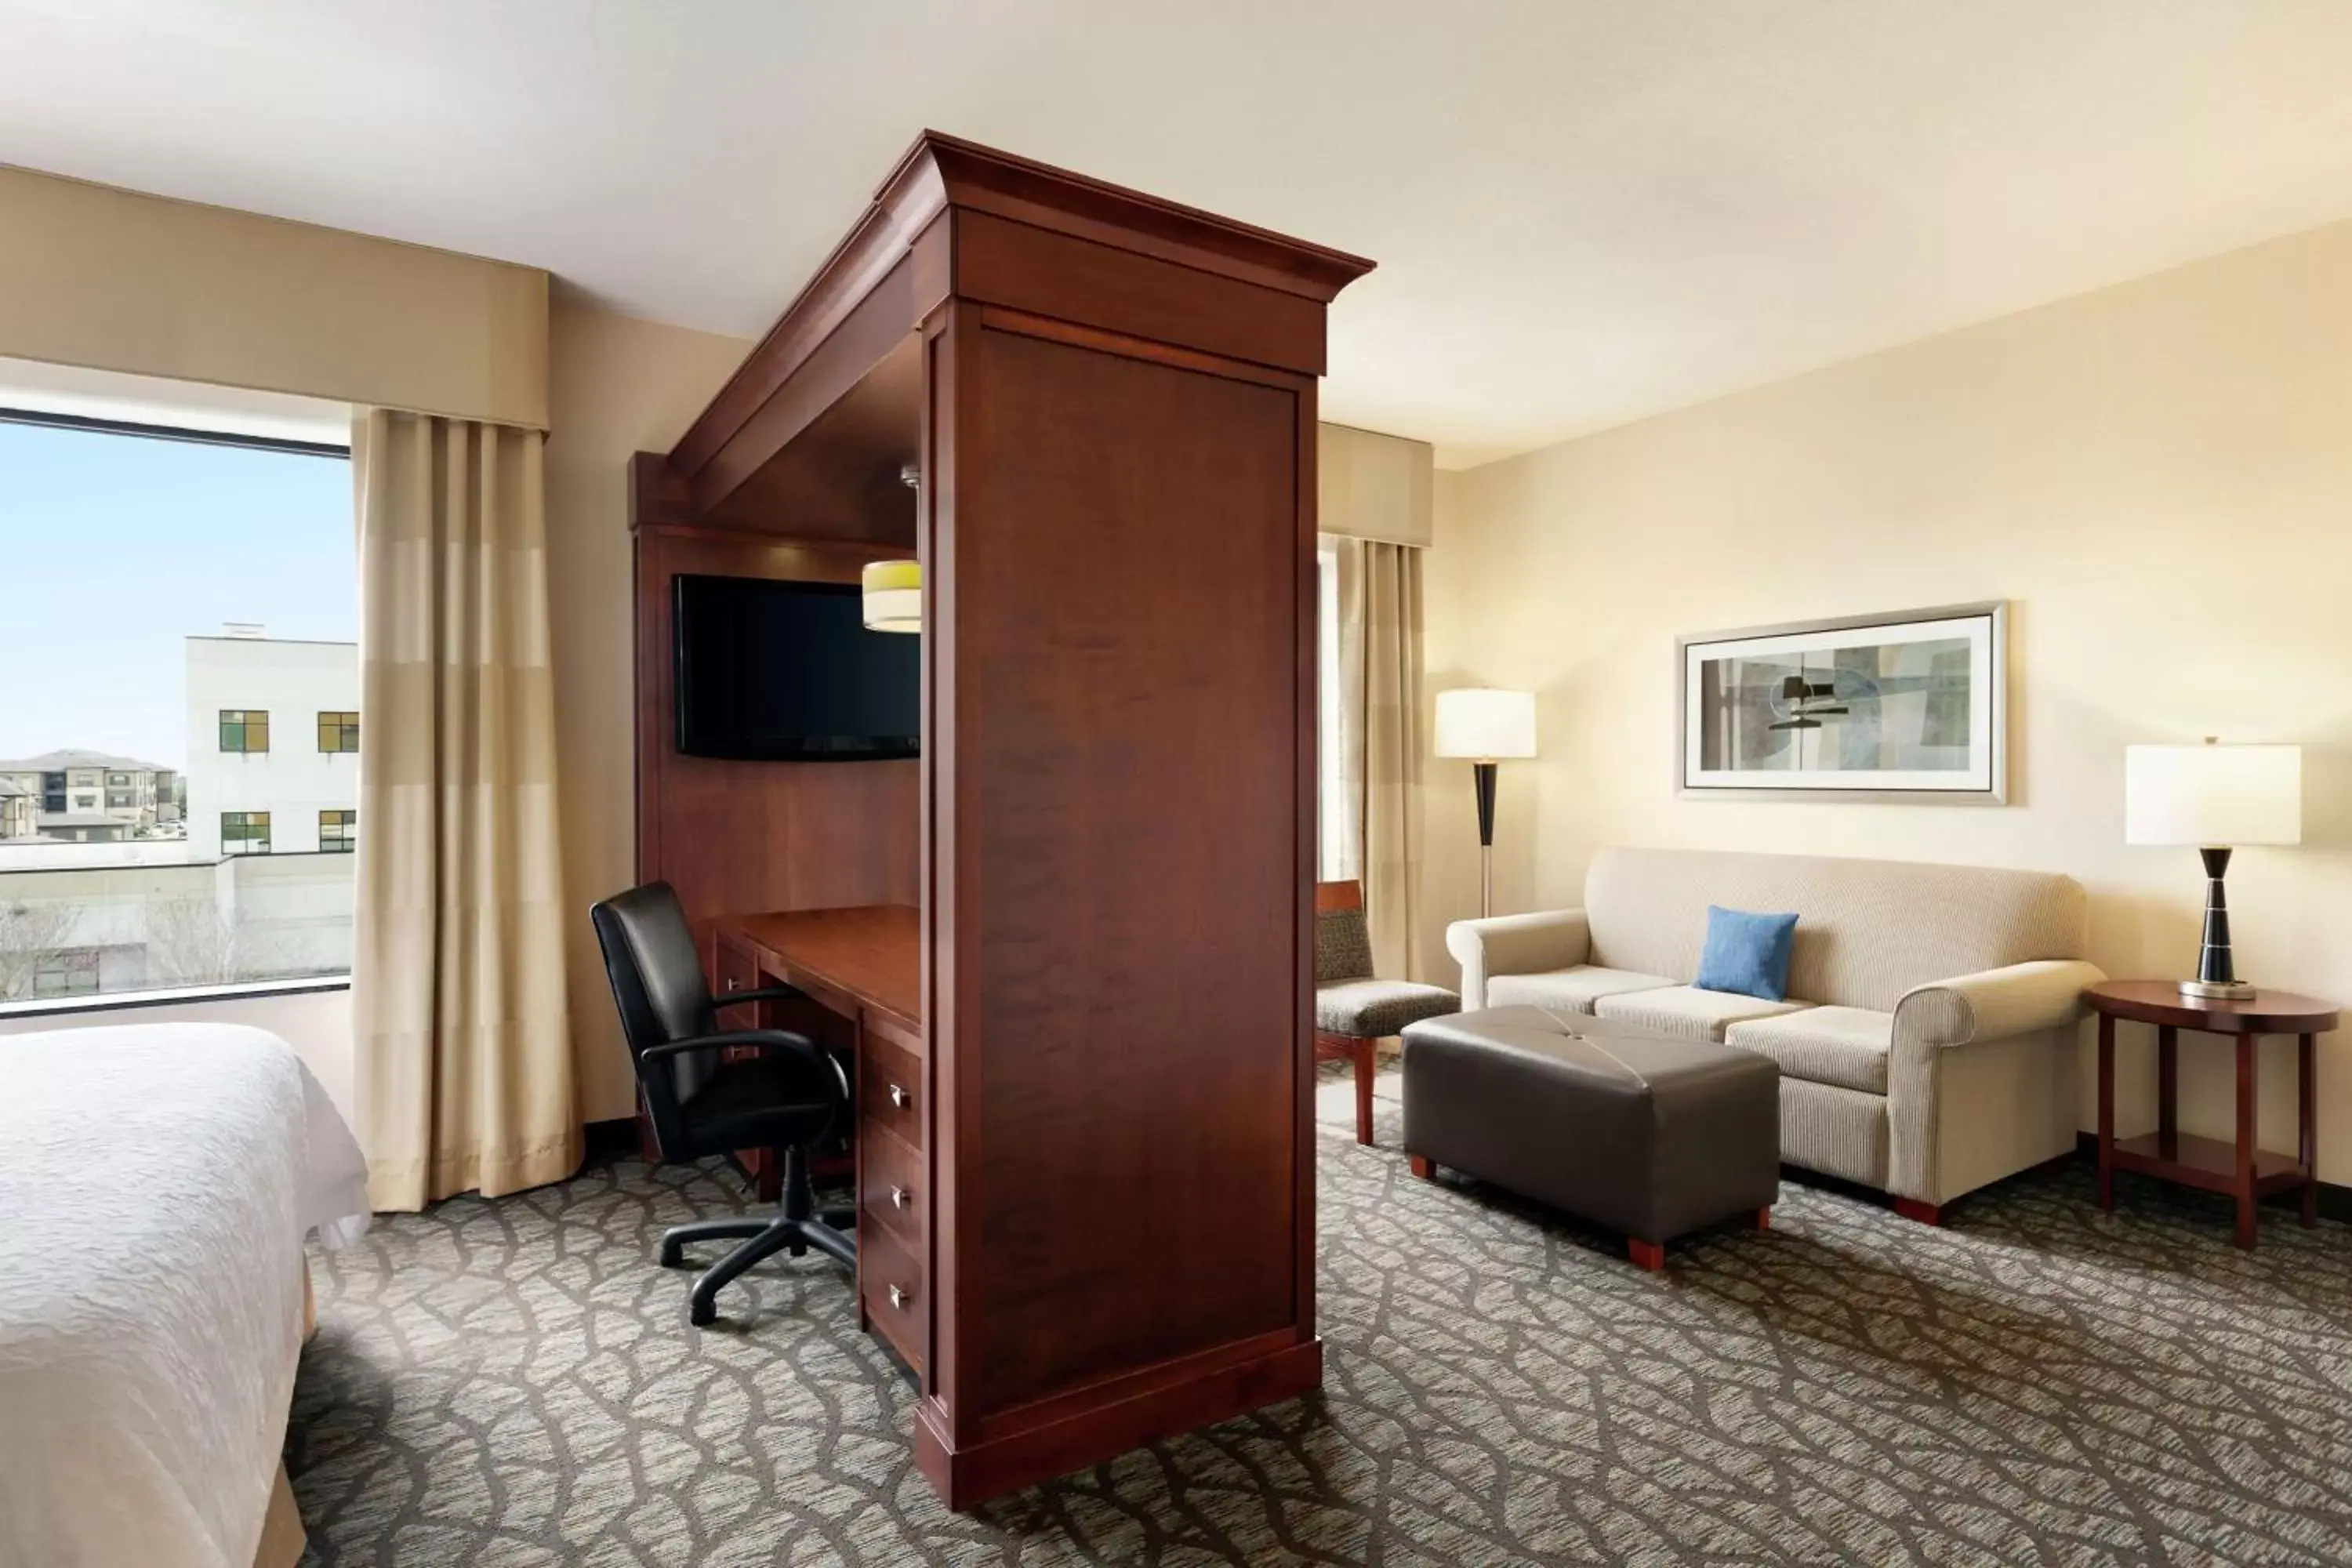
[1753,1206,1771,1231]
[1407,1154,1436,1180]
[1628,1237,1667,1271]
[1894,1197,1942,1226]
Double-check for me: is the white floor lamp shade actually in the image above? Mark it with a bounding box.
[2125,740,2300,999]
[1434,688,1537,918]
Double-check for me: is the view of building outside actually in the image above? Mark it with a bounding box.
[0,417,357,1004]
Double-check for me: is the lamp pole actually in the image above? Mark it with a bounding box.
[1472,758,1498,918]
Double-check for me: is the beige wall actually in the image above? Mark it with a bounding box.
[1428,217,2352,1182]
[543,299,753,1122]
[0,164,547,428]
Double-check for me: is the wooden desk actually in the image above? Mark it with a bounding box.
[2087,980,2338,1249]
[710,905,927,1373]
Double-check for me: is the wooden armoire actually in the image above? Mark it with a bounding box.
[631,131,1372,1507]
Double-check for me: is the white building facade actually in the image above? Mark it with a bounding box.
[184,634,360,862]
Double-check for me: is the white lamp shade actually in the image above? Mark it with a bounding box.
[2125,743,2300,847]
[1435,688,1537,760]
[861,559,921,633]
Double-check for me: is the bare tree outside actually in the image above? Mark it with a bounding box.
[0,898,77,1001]
[145,896,278,988]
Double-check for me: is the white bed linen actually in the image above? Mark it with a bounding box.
[0,1023,369,1568]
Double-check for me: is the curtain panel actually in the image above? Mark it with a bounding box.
[1334,537,1426,980]
[352,408,579,1210]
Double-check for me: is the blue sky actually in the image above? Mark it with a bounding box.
[0,421,355,771]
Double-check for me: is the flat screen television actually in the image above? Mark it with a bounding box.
[673,573,920,761]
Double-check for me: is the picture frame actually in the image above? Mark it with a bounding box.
[1676,601,2008,804]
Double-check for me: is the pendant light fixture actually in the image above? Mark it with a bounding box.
[862,463,923,633]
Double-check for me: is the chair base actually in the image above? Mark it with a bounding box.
[666,1207,858,1327]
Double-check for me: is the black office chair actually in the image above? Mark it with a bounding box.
[590,881,857,1327]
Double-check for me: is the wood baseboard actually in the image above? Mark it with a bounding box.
[913,1335,1323,1510]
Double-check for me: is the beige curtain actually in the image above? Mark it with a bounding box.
[352,408,579,1211]
[1335,537,1426,980]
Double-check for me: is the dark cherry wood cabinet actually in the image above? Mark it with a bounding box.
[630,131,1370,1508]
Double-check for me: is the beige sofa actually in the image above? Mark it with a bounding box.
[1445,847,2103,1220]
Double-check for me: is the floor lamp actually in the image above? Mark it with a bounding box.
[1435,688,1537,918]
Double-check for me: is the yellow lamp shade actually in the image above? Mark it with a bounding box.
[862,559,921,634]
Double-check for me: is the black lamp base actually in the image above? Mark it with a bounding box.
[2182,845,2256,1001]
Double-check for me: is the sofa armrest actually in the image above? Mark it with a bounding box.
[1886,958,2105,1204]
[1445,909,1591,1010]
[1893,960,2107,1050]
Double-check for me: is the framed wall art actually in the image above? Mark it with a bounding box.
[1677,601,2007,804]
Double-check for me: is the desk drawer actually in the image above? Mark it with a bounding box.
[859,1033,924,1150]
[859,1218,927,1373]
[860,1122,923,1246]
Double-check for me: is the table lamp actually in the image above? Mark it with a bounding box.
[1435,688,1537,918]
[2125,739,2301,1000]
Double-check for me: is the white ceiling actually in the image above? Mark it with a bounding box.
[9,1,2352,467]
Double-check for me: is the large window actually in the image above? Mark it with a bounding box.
[0,405,355,1009]
[1317,543,1356,881]
[317,711,359,753]
[220,710,270,753]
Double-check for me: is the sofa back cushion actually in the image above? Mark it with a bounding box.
[1584,847,2087,1013]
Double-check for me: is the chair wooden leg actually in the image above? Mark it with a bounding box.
[1894,1197,1942,1226]
[1352,1037,1376,1145]
[1408,1154,1436,1180]
[1628,1237,1667,1271]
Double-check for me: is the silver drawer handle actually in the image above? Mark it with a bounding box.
[724,977,739,991]
[887,1083,910,1109]
[887,1283,909,1310]
[890,1185,912,1210]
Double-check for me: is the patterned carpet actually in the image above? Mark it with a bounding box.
[288,1071,2352,1566]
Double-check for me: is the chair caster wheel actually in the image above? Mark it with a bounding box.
[689,1297,717,1327]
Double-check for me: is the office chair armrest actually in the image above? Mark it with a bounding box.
[713,984,810,1012]
[639,1029,850,1104]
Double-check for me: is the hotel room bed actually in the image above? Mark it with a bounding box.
[0,1022,368,1568]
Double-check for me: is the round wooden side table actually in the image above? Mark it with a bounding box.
[2083,981,2339,1249]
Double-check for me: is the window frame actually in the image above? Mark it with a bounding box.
[317,710,359,754]
[220,709,270,754]
[318,809,356,853]
[220,810,273,855]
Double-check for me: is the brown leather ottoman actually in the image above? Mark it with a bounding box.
[1401,1005,1780,1269]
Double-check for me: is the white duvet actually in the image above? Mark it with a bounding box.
[0,1023,369,1568]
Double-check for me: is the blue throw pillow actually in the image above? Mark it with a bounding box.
[1694,906,1799,1002]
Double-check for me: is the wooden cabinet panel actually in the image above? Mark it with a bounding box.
[951,318,1304,1417]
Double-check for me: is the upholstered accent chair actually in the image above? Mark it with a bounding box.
[1446,848,2104,1222]
[1316,880,1459,1144]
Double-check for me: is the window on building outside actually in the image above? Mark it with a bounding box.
[0,406,354,1010]
[318,711,359,753]
[220,710,270,753]
[34,949,100,998]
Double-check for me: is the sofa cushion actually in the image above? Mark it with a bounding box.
[1486,965,1676,1014]
[1594,985,1812,1043]
[1316,979,1458,1039]
[1725,1006,1892,1095]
